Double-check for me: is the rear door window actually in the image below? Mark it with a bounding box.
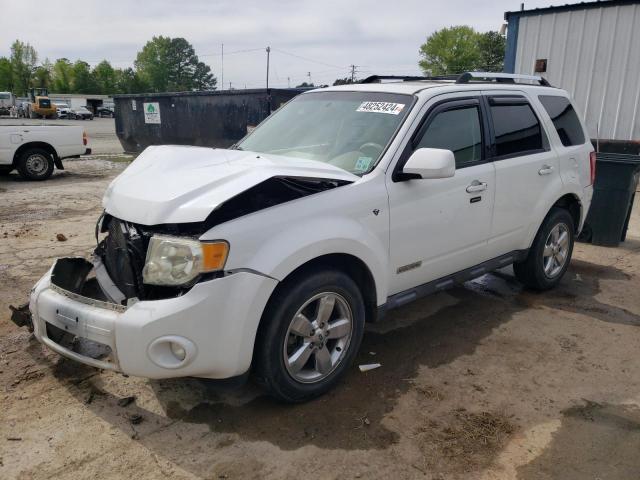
[415,106,483,168]
[538,95,586,146]
[489,100,544,158]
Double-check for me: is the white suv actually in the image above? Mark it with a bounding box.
[28,72,594,402]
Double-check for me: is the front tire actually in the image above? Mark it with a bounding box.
[514,207,575,290]
[17,148,55,181]
[255,269,365,402]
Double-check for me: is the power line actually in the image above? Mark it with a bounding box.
[199,47,264,57]
[271,48,346,70]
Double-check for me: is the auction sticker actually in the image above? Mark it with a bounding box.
[357,101,405,115]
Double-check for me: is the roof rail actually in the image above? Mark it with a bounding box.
[359,74,458,84]
[455,72,552,87]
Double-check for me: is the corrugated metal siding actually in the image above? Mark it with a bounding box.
[513,3,640,141]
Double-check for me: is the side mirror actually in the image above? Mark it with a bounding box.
[402,148,456,179]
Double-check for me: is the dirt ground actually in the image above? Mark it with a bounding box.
[1,157,639,480]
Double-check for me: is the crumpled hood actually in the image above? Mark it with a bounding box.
[103,145,358,225]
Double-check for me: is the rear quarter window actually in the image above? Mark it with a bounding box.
[538,95,585,147]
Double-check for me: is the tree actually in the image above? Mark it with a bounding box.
[478,31,506,71]
[33,59,52,89]
[134,36,216,92]
[295,82,315,88]
[419,26,481,75]
[71,60,96,93]
[10,40,38,95]
[92,60,117,94]
[114,67,148,94]
[51,58,73,93]
[333,77,354,86]
[0,58,12,91]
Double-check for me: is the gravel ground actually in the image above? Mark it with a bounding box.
[0,159,639,479]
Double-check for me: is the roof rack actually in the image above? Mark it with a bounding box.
[359,72,552,87]
[455,72,552,86]
[359,74,458,84]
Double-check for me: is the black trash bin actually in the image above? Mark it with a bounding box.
[582,152,640,247]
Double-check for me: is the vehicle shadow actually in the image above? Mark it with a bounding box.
[48,280,519,454]
[33,258,637,477]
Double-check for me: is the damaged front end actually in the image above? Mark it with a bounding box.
[92,175,352,304]
[20,168,351,377]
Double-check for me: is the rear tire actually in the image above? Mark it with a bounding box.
[514,207,575,290]
[255,269,365,402]
[17,148,55,181]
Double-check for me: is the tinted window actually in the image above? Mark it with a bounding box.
[538,95,585,146]
[490,102,543,157]
[416,106,482,167]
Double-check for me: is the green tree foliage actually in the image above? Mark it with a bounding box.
[478,31,506,72]
[333,77,354,86]
[51,58,73,93]
[0,57,12,91]
[92,60,117,94]
[418,26,505,75]
[33,59,52,89]
[10,40,38,95]
[134,36,216,92]
[71,60,96,93]
[3,36,213,95]
[114,67,148,94]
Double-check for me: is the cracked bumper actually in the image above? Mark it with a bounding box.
[29,262,278,379]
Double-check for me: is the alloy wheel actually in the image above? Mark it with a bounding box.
[543,223,570,278]
[283,292,353,384]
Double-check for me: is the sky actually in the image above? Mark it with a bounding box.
[0,0,555,89]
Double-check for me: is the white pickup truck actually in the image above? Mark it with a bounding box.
[0,124,91,180]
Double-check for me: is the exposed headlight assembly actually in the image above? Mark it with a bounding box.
[142,235,229,286]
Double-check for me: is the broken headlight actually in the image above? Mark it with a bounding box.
[142,235,229,286]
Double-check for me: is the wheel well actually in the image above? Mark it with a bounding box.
[552,194,581,232]
[13,142,58,167]
[274,253,378,323]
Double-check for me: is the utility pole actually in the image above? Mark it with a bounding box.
[350,64,357,83]
[221,43,224,91]
[266,46,271,90]
[229,81,232,90]
[287,77,290,88]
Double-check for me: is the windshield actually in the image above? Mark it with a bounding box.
[238,91,413,175]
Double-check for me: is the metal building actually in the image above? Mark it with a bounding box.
[504,0,640,143]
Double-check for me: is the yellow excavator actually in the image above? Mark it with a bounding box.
[26,87,57,119]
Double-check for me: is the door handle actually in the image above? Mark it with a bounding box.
[466,180,487,193]
[538,165,554,175]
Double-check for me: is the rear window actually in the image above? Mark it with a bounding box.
[538,95,585,147]
[490,102,543,157]
[0,93,10,99]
